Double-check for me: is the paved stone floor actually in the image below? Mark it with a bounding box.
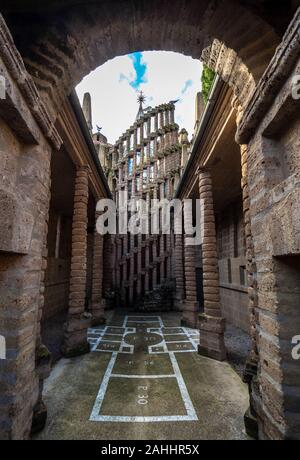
[35,311,250,440]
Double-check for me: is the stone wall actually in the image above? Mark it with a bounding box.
[43,211,72,321]
[237,10,300,439]
[0,84,53,439]
[217,200,249,332]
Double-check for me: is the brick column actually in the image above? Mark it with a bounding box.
[90,211,106,327]
[166,234,171,278]
[116,237,121,286]
[152,265,157,289]
[182,235,199,328]
[160,234,165,283]
[174,233,185,311]
[137,234,142,296]
[63,166,91,357]
[145,242,150,291]
[130,254,135,303]
[198,168,226,361]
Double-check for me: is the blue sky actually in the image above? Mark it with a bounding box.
[76,51,202,143]
[128,52,148,89]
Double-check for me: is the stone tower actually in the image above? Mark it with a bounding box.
[82,92,93,133]
[104,96,189,309]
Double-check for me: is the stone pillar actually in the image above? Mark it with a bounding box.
[165,109,170,125]
[174,233,185,311]
[198,168,226,361]
[90,211,106,327]
[170,106,175,124]
[116,237,121,286]
[182,235,199,328]
[130,253,135,304]
[137,234,142,295]
[160,234,165,283]
[63,166,91,357]
[153,265,157,289]
[240,144,259,439]
[179,129,190,170]
[145,241,150,268]
[166,235,171,278]
[155,112,159,131]
[31,184,52,436]
[159,111,164,129]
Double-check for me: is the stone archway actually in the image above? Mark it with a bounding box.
[2,0,285,119]
[1,0,300,441]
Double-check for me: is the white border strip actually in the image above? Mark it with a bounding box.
[90,351,118,422]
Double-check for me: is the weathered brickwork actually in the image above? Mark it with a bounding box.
[198,169,226,361]
[0,40,54,439]
[62,166,91,357]
[1,2,281,117]
[237,10,300,439]
[106,102,187,309]
[43,211,72,320]
[217,200,249,332]
[0,1,300,442]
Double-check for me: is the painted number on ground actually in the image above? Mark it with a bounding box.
[137,385,149,405]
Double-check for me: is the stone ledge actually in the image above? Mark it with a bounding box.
[0,14,62,149]
[237,8,300,144]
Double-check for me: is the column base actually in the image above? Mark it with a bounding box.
[244,407,259,439]
[198,313,226,361]
[31,344,52,435]
[62,314,91,358]
[91,315,106,327]
[91,300,106,327]
[181,302,199,329]
[173,297,184,312]
[31,400,48,435]
[243,353,259,439]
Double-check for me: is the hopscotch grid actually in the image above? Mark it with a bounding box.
[89,315,199,423]
[88,324,136,354]
[110,374,176,379]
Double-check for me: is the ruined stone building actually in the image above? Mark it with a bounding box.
[104,96,188,310]
[0,0,300,442]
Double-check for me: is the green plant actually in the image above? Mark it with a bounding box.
[201,65,216,104]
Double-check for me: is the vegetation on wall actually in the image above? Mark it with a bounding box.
[201,65,216,104]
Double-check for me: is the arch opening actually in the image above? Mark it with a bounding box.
[2,0,285,119]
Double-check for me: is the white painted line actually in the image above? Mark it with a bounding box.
[165,340,192,344]
[90,414,198,423]
[110,374,175,379]
[89,316,199,423]
[90,352,118,422]
[101,333,125,337]
[127,320,160,324]
[169,351,198,421]
[99,340,123,343]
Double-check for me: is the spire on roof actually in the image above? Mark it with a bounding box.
[136,91,146,121]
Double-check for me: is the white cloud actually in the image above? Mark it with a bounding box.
[76,51,202,144]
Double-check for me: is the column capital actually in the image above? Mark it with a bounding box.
[77,164,90,174]
[197,166,212,175]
